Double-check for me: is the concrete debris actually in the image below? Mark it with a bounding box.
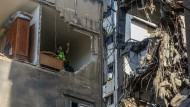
[159,80,172,88]
[121,98,137,107]
[171,88,190,107]
[122,0,189,106]
[146,54,152,61]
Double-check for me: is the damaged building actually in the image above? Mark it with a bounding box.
[0,0,102,107]
[114,0,190,107]
[0,0,190,107]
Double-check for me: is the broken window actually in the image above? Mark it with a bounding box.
[39,6,97,71]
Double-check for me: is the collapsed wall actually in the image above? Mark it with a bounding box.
[40,5,100,71]
[121,1,189,107]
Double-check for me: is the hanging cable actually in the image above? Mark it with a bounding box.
[176,2,190,12]
[54,8,57,52]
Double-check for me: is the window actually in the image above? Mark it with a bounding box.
[108,62,114,73]
[40,6,94,71]
[72,102,78,107]
[71,101,90,107]
[103,5,112,18]
[106,34,113,45]
[105,94,114,105]
[79,104,89,107]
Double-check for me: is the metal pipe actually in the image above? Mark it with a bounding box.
[100,1,104,107]
[115,0,121,106]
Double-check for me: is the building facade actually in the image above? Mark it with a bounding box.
[111,0,189,107]
[0,0,102,107]
[102,0,118,107]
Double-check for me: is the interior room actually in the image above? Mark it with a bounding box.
[0,1,93,71]
[0,0,40,65]
[40,6,92,71]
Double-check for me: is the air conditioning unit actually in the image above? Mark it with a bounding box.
[107,73,113,81]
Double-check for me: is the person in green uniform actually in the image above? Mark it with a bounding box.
[56,43,74,72]
[56,43,69,61]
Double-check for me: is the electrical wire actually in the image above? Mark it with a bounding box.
[176,2,190,12]
[54,7,57,52]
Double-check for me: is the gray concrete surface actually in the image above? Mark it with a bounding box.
[0,59,101,107]
[184,0,190,76]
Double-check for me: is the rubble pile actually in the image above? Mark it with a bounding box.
[152,27,188,107]
[123,26,188,107]
[122,1,189,106]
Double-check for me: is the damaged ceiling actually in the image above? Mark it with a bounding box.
[41,5,92,47]
[32,0,102,33]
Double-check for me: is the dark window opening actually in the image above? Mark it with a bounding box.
[71,101,90,107]
[108,62,114,73]
[106,34,114,45]
[72,102,78,107]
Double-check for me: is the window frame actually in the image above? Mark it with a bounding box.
[106,34,114,46]
[107,62,114,73]
[70,100,91,107]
